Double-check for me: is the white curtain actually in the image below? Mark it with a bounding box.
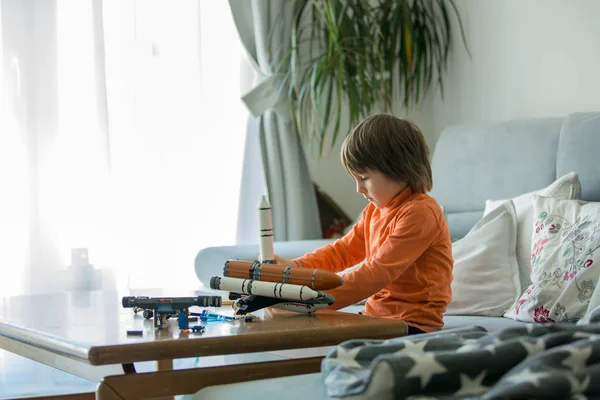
[0,0,252,294]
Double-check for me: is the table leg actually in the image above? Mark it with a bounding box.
[96,381,125,400]
[154,360,174,400]
[157,359,173,371]
[123,363,136,373]
[96,360,176,400]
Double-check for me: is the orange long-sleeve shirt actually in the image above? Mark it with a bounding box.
[296,187,453,332]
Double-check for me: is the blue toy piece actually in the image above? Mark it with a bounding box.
[178,311,206,333]
[178,311,190,330]
[199,309,234,322]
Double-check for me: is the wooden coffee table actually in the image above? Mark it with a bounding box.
[0,290,407,400]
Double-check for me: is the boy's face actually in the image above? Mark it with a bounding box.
[351,169,408,209]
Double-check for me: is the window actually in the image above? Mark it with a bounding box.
[0,0,252,293]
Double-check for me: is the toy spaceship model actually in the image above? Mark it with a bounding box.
[210,273,336,315]
[122,295,222,328]
[210,195,344,315]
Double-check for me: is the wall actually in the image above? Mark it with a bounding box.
[308,0,600,221]
[432,0,600,142]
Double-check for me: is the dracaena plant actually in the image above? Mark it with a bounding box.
[271,0,469,155]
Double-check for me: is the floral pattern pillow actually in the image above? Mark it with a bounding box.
[504,195,600,323]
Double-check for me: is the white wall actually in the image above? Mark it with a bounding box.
[432,0,600,141]
[308,0,600,221]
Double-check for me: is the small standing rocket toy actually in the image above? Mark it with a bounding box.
[209,195,344,315]
[258,195,275,264]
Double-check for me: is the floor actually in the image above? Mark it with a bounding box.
[0,352,97,399]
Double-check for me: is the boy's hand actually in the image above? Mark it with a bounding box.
[272,254,299,268]
[256,254,301,268]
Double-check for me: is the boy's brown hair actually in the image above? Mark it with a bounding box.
[341,113,432,193]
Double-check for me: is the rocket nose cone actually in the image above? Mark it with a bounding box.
[258,195,271,209]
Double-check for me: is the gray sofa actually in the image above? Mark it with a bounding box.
[192,112,600,399]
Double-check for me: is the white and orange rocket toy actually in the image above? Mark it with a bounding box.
[209,195,344,315]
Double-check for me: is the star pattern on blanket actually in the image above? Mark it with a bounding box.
[574,332,600,341]
[333,345,363,369]
[322,324,600,399]
[481,340,500,355]
[456,339,480,353]
[519,337,546,355]
[458,338,501,355]
[405,352,448,388]
[393,339,428,356]
[561,345,593,371]
[566,373,590,393]
[453,371,488,396]
[505,368,548,387]
[570,394,589,400]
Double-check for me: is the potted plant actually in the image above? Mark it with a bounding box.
[272,0,469,155]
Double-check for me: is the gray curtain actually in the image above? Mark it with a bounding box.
[229,0,321,243]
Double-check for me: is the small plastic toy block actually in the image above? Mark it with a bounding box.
[199,310,234,322]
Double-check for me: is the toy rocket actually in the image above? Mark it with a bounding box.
[258,195,275,263]
[208,195,341,316]
[223,260,344,290]
[211,276,320,301]
[210,276,334,315]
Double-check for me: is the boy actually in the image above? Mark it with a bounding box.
[274,114,453,334]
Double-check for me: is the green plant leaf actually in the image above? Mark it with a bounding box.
[268,0,469,156]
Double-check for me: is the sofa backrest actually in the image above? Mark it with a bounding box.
[556,112,600,202]
[430,112,600,240]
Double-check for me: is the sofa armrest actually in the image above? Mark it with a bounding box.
[194,239,334,289]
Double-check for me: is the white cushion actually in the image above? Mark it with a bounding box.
[484,172,581,290]
[505,196,600,323]
[445,201,520,316]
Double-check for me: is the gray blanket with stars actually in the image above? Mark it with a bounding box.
[321,318,600,399]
